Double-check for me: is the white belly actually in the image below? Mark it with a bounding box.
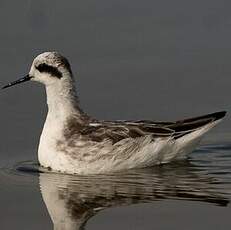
[38,121,218,175]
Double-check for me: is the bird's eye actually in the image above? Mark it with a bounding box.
[35,63,63,79]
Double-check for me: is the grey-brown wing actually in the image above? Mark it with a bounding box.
[76,111,226,144]
[112,111,226,139]
[165,111,226,138]
[82,122,175,144]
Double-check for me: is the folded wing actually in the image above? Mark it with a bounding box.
[86,111,226,143]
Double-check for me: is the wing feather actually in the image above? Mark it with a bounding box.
[69,111,225,144]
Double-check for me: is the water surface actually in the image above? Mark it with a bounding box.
[0,142,231,229]
[0,0,231,229]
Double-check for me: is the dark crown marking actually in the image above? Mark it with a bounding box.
[36,63,63,79]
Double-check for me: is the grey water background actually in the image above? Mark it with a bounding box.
[0,0,231,229]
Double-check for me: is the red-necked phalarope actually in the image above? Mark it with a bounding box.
[2,52,226,174]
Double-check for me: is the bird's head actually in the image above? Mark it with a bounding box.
[2,51,73,89]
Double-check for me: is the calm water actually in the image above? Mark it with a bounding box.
[0,142,231,229]
[0,0,231,229]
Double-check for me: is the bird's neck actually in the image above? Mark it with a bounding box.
[38,76,90,166]
[45,78,88,124]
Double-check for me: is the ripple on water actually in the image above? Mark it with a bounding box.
[0,143,230,229]
[191,143,231,183]
[0,143,230,207]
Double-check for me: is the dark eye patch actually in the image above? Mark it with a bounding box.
[35,63,63,79]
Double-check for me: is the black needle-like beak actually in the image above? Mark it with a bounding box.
[2,75,32,89]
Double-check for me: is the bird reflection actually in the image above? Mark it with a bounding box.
[39,162,229,230]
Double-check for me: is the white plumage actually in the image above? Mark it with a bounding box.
[3,52,226,174]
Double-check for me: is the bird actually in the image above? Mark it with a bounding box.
[2,51,226,174]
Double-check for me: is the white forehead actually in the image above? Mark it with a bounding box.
[33,52,70,69]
